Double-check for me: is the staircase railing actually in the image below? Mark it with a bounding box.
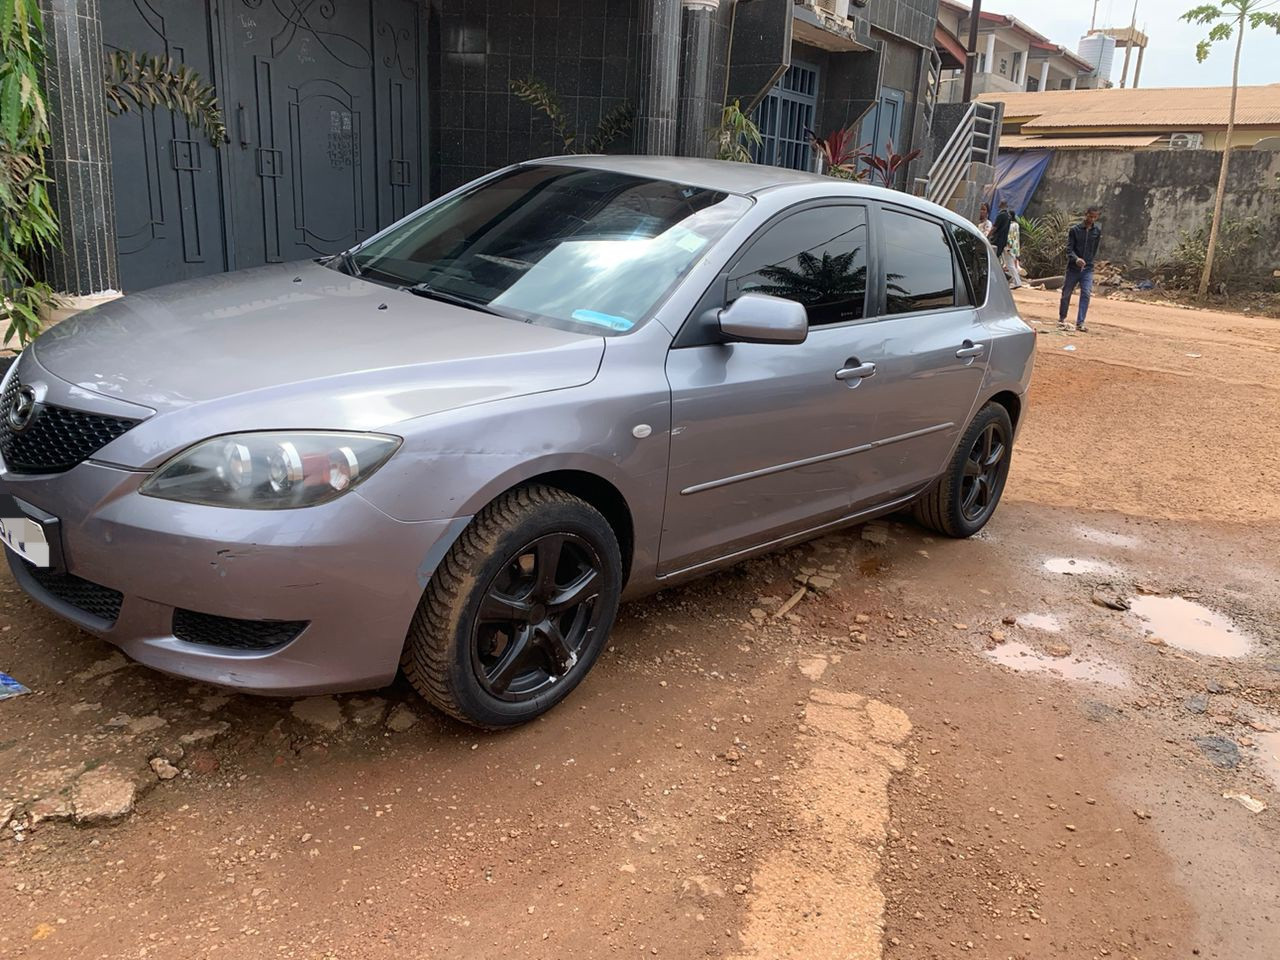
[923,100,998,207]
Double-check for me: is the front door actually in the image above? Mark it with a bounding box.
[660,203,879,576]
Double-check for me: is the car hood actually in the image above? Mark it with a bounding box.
[34,260,605,419]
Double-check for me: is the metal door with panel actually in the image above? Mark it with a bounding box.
[660,203,883,576]
[104,0,231,291]
[103,0,425,290]
[859,86,904,165]
[846,204,990,504]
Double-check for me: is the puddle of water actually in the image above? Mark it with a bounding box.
[984,641,1130,687]
[1044,557,1120,576]
[1254,728,1280,791]
[1016,613,1063,633]
[1127,595,1254,658]
[1074,525,1140,549]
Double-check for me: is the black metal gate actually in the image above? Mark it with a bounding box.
[103,0,427,292]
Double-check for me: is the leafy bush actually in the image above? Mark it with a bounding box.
[715,99,762,163]
[1162,214,1265,292]
[1015,209,1072,280]
[1,0,58,346]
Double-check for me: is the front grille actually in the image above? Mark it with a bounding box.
[0,377,141,474]
[172,608,307,651]
[23,562,124,625]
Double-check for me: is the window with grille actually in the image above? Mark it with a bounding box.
[750,62,820,171]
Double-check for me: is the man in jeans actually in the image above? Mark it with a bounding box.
[1059,206,1102,332]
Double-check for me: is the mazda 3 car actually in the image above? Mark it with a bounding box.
[0,157,1033,727]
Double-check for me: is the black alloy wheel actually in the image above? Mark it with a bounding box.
[960,420,1007,523]
[401,485,622,728]
[911,401,1014,538]
[472,532,604,701]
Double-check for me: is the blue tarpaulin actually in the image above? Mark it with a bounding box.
[986,150,1052,218]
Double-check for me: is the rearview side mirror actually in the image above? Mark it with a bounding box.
[718,293,808,345]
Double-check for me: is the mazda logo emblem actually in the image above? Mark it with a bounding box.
[7,386,37,432]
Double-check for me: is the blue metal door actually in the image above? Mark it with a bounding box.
[860,86,905,161]
[750,61,819,171]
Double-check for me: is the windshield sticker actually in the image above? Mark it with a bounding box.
[571,309,634,331]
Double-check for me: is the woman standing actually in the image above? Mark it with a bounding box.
[976,202,993,239]
[1004,216,1023,289]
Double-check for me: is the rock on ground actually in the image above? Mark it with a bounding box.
[385,703,421,733]
[72,768,137,824]
[291,696,344,733]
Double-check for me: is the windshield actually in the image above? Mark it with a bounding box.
[351,165,751,334]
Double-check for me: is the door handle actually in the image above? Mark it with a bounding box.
[237,102,250,147]
[835,361,876,381]
[955,341,985,359]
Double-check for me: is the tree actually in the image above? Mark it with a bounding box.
[1180,1,1280,298]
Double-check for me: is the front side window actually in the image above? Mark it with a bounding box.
[882,210,958,315]
[727,206,868,326]
[352,165,751,334]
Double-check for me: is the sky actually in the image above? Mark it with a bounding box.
[979,0,1280,88]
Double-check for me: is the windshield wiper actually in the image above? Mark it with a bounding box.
[338,249,363,277]
[404,283,504,317]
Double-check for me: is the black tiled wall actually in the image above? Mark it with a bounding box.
[430,0,640,194]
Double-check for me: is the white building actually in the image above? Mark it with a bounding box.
[937,1,1098,103]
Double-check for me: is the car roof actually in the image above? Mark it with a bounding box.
[531,154,833,195]
[527,155,979,233]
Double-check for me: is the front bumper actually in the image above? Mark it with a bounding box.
[1,460,467,695]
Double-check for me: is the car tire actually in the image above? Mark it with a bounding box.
[401,484,623,729]
[912,402,1014,539]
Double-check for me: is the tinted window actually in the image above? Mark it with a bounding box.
[728,206,868,326]
[882,210,957,315]
[950,223,990,305]
[353,165,750,334]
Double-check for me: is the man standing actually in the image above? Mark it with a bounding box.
[989,199,1012,259]
[1060,206,1102,332]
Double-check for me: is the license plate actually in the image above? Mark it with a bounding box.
[0,513,51,567]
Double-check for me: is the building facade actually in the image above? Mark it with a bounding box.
[38,0,945,298]
[936,1,1096,103]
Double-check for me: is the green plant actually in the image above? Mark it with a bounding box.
[1164,213,1265,292]
[510,77,633,154]
[0,0,58,346]
[103,51,227,146]
[1015,209,1073,280]
[715,99,761,162]
[1181,1,1280,297]
[806,127,868,181]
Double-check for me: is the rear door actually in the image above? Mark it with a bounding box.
[848,204,991,501]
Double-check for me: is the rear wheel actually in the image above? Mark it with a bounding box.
[401,485,622,728]
[912,402,1013,538]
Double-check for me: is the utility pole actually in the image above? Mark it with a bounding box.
[1091,0,1100,31]
[1119,0,1138,87]
[962,0,984,102]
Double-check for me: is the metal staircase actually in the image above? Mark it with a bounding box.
[917,101,999,209]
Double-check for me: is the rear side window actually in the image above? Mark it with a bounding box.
[950,223,990,306]
[881,210,958,315]
[727,206,868,326]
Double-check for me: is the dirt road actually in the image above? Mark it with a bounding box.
[2,290,1279,959]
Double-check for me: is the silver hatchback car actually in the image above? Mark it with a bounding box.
[0,157,1032,727]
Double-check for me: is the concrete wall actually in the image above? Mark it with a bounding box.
[1025,147,1280,283]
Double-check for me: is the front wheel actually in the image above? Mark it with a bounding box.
[912,402,1014,538]
[401,485,622,728]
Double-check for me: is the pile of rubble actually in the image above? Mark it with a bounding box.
[1030,260,1155,294]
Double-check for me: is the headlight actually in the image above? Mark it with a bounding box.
[139,432,401,509]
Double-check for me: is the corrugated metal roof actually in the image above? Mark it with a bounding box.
[999,134,1163,149]
[979,84,1280,129]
